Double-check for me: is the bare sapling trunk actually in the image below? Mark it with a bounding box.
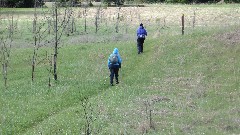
[48,53,53,87]
[81,97,99,135]
[95,4,102,33]
[52,1,72,81]
[77,10,81,18]
[115,7,121,33]
[8,13,14,49]
[71,17,76,33]
[124,17,129,34]
[3,62,7,87]
[31,0,48,82]
[48,19,52,34]
[163,16,167,28]
[182,14,184,35]
[192,10,196,28]
[53,3,58,81]
[32,0,37,82]
[65,7,73,36]
[149,110,155,130]
[143,100,155,133]
[1,39,9,88]
[0,12,14,88]
[84,6,87,33]
[95,16,98,33]
[1,41,6,87]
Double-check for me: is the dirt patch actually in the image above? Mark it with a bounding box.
[215,29,240,46]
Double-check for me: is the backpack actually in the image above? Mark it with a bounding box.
[110,54,118,64]
[138,34,145,38]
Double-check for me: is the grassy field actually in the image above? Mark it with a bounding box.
[0,4,240,135]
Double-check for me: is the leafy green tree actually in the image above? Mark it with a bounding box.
[102,0,125,6]
[3,0,35,7]
[4,0,17,7]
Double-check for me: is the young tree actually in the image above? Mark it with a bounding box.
[0,38,9,88]
[115,6,121,33]
[30,0,75,84]
[31,0,50,82]
[52,0,73,81]
[53,0,58,81]
[32,0,38,82]
[84,4,88,33]
[95,3,102,33]
[0,11,14,88]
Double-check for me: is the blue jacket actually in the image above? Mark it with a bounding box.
[137,26,147,38]
[108,48,122,69]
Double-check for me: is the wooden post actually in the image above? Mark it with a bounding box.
[182,14,184,35]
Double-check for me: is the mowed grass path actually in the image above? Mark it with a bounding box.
[1,25,240,134]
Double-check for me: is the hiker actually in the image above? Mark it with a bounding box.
[136,23,147,54]
[108,48,122,86]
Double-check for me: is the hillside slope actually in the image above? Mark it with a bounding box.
[88,27,240,135]
[1,26,240,135]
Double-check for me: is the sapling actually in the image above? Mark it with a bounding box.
[0,11,14,88]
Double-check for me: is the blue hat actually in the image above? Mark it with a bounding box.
[113,48,119,54]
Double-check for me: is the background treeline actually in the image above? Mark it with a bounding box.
[0,0,240,8]
[0,0,43,7]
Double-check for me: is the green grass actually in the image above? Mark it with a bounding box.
[1,26,240,134]
[1,5,240,135]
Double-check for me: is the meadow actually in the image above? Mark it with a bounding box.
[0,4,240,134]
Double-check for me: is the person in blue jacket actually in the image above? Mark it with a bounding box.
[108,48,122,86]
[136,23,147,54]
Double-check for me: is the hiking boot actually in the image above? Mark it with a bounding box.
[116,81,119,84]
[110,83,114,86]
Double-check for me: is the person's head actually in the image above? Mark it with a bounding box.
[139,23,144,28]
[113,48,119,54]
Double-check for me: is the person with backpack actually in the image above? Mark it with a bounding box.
[108,48,122,86]
[136,23,147,54]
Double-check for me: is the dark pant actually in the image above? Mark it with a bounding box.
[137,38,145,54]
[109,68,119,84]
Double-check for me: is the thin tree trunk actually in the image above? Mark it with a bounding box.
[1,42,8,88]
[48,54,52,87]
[71,17,75,33]
[4,63,7,87]
[53,2,58,81]
[84,6,87,33]
[32,0,37,82]
[95,4,101,33]
[115,7,120,33]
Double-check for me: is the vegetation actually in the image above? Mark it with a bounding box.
[1,0,240,8]
[0,4,240,134]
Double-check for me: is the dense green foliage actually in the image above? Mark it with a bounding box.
[0,0,44,7]
[1,0,240,7]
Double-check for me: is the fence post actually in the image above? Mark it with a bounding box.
[182,14,184,35]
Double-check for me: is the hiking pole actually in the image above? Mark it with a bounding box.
[120,67,123,83]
